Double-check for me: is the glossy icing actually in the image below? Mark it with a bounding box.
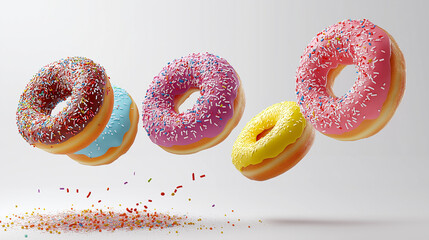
[232,102,306,170]
[296,19,391,135]
[16,57,108,144]
[74,86,131,158]
[142,52,240,147]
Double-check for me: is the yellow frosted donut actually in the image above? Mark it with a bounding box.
[232,101,315,181]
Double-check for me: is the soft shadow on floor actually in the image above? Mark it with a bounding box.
[263,217,402,226]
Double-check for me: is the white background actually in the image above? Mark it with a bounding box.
[1,0,428,239]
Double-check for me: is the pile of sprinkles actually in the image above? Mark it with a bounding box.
[16,57,108,145]
[295,19,392,134]
[142,52,241,147]
[1,172,260,235]
[2,207,183,234]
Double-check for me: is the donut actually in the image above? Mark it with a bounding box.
[67,86,139,166]
[296,19,406,140]
[142,53,245,154]
[16,57,114,154]
[232,101,315,181]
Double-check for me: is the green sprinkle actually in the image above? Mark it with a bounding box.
[148,178,152,183]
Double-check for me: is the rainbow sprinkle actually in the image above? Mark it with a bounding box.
[16,57,108,145]
[295,19,392,135]
[141,52,240,147]
[2,207,183,233]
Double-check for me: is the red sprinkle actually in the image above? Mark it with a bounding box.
[161,192,165,196]
[192,173,195,181]
[86,192,92,198]
[200,174,206,178]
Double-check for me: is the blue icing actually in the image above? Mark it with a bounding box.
[74,86,131,158]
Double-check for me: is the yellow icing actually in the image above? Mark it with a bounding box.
[231,101,306,170]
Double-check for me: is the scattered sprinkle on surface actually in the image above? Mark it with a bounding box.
[2,207,183,233]
[1,171,259,235]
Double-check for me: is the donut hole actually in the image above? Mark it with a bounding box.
[174,88,201,113]
[256,127,274,141]
[51,95,72,116]
[327,64,358,98]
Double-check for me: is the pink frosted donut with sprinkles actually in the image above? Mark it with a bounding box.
[16,57,114,154]
[296,19,405,140]
[142,53,245,154]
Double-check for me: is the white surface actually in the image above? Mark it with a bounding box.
[1,0,429,239]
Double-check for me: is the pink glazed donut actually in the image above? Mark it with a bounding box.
[296,19,405,140]
[142,53,245,154]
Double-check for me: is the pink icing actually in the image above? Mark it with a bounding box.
[142,53,240,147]
[296,19,392,135]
